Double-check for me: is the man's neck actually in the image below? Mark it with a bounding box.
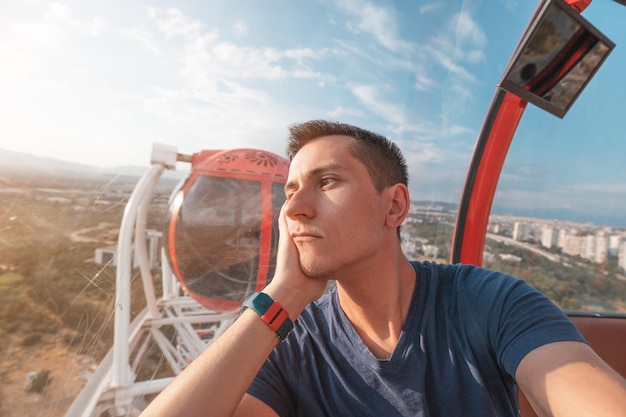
[336,256,416,359]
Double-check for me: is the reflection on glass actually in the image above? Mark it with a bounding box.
[507,4,578,87]
[500,1,614,117]
[169,176,263,302]
[543,41,610,110]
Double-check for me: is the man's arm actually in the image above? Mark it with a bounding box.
[516,340,626,417]
[139,309,281,417]
[139,207,327,417]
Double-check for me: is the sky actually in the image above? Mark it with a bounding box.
[1,0,626,223]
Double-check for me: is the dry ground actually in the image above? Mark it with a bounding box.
[0,332,96,417]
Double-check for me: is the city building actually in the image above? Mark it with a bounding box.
[609,234,623,257]
[512,222,533,241]
[618,241,626,272]
[540,226,558,249]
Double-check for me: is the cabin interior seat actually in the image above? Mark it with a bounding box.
[518,314,626,417]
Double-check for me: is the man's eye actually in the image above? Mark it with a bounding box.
[320,178,336,187]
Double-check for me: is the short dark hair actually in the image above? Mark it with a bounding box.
[286,120,408,191]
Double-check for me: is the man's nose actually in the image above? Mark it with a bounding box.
[283,188,315,219]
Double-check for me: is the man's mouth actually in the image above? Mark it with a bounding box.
[291,230,322,242]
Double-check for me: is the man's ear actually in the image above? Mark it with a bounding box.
[385,184,410,228]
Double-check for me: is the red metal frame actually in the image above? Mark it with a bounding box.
[450,0,589,265]
[450,91,526,265]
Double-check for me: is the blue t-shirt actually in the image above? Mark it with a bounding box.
[248,262,585,416]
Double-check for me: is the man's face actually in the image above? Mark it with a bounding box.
[283,135,389,279]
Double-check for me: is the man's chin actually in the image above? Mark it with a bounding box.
[300,262,334,280]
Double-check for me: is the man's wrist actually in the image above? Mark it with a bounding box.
[262,282,314,321]
[240,292,294,341]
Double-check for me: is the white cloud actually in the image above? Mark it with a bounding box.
[350,84,406,125]
[567,183,626,194]
[145,7,332,86]
[425,38,476,83]
[9,21,68,48]
[232,20,248,37]
[327,106,366,119]
[140,85,301,157]
[415,10,486,143]
[414,69,437,91]
[121,26,162,54]
[43,2,106,37]
[121,8,346,156]
[419,2,445,14]
[195,44,326,83]
[0,2,481,175]
[44,2,77,25]
[418,11,486,84]
[349,84,447,140]
[85,16,106,36]
[493,167,626,214]
[453,11,486,49]
[335,0,414,53]
[186,40,322,80]
[148,7,203,39]
[465,49,485,64]
[283,48,320,62]
[498,0,520,12]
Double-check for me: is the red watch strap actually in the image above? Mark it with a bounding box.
[241,292,294,341]
[261,302,291,332]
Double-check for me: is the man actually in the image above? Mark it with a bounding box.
[140,120,626,417]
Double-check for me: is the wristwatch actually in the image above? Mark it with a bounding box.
[241,292,294,341]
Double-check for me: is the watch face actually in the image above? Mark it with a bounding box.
[242,292,272,315]
[252,293,273,312]
[242,292,294,341]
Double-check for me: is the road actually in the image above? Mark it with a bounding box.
[486,233,562,263]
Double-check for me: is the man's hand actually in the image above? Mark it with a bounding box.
[263,204,328,318]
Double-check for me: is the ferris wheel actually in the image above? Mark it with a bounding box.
[64,145,289,417]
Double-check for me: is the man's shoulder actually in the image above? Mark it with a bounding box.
[410,261,525,304]
[411,260,515,282]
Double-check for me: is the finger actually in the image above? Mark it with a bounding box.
[276,202,298,268]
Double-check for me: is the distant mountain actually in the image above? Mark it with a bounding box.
[491,205,626,228]
[0,147,99,173]
[411,200,458,213]
[2,148,622,228]
[410,198,626,228]
[0,148,188,181]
